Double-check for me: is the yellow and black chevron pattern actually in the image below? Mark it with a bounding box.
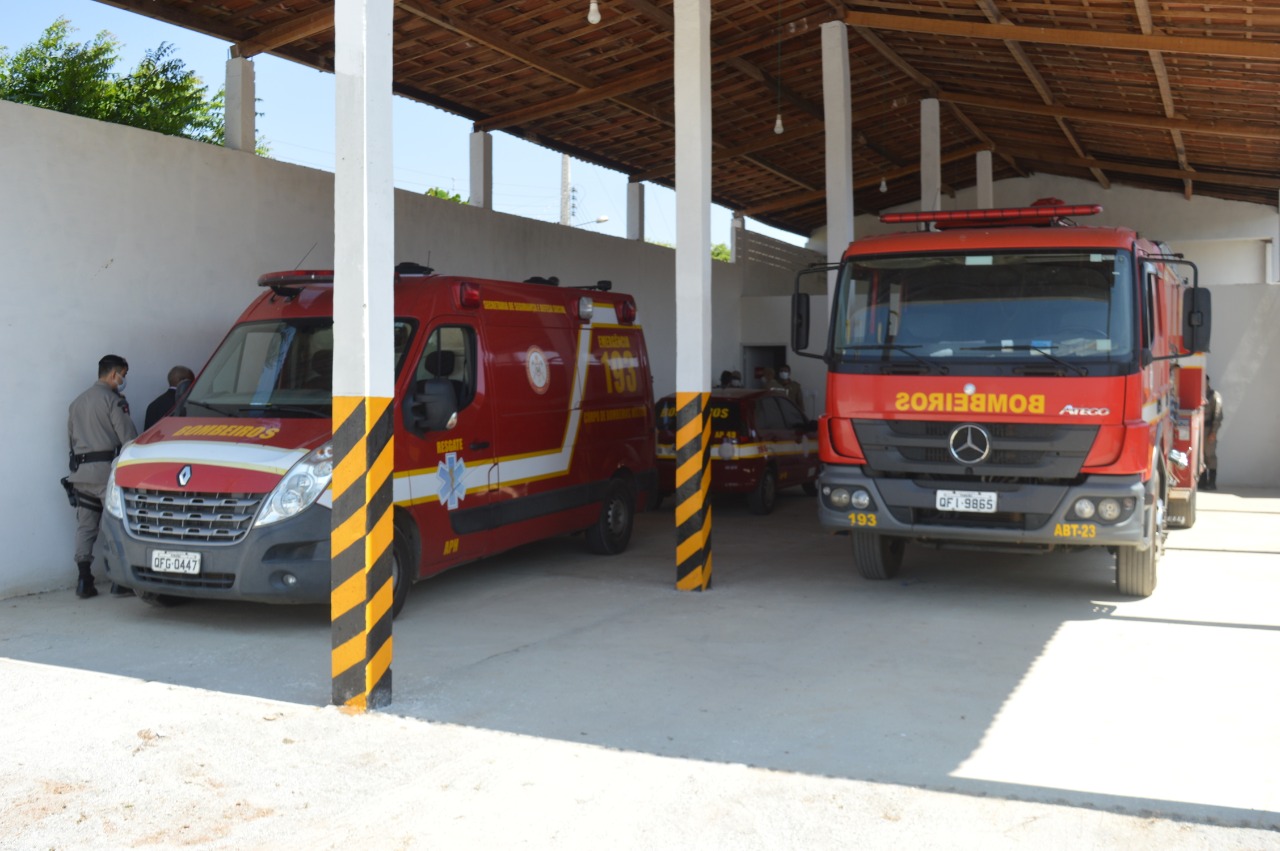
[331,395,395,711]
[674,391,712,591]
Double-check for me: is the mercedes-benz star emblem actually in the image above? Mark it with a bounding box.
[177,465,192,487]
[948,424,992,465]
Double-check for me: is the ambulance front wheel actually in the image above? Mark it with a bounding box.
[391,526,414,618]
[586,479,635,555]
[851,530,904,580]
[748,468,777,515]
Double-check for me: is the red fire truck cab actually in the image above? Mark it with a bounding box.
[99,265,658,615]
[791,203,1211,597]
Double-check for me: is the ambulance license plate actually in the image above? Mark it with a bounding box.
[935,490,997,513]
[151,549,201,574]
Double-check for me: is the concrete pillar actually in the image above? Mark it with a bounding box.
[1274,191,1280,282]
[469,130,492,209]
[627,180,645,241]
[560,153,572,225]
[920,98,941,212]
[730,213,746,262]
[224,57,255,152]
[331,0,395,712]
[976,149,994,209]
[672,0,713,592]
[822,21,854,308]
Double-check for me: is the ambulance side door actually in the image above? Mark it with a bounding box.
[402,322,498,574]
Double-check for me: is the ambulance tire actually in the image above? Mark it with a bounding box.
[586,479,635,555]
[748,468,777,515]
[391,521,416,619]
[851,531,904,580]
[138,591,185,608]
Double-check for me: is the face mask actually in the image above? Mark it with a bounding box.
[118,378,127,391]
[778,371,790,381]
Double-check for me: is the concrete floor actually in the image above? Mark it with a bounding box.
[2,488,1278,844]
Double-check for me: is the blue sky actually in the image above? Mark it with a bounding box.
[0,1,807,248]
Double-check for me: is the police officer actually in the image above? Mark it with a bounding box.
[67,354,138,598]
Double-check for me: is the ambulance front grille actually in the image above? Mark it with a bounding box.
[122,489,263,544]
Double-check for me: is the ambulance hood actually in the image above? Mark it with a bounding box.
[115,417,331,493]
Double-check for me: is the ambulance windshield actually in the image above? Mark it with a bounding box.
[184,319,414,417]
[833,250,1135,371]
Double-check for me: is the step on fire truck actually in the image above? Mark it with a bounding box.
[791,201,1211,597]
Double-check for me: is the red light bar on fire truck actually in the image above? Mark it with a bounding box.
[881,204,1102,228]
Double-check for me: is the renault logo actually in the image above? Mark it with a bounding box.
[177,465,192,487]
[948,424,992,465]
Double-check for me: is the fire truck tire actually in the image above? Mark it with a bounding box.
[1116,544,1156,597]
[748,468,777,515]
[851,531,904,580]
[586,479,635,555]
[138,591,185,608]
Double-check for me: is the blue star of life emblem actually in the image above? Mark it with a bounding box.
[436,452,468,510]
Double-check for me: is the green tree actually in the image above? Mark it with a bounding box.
[711,242,731,262]
[0,18,260,151]
[425,186,465,204]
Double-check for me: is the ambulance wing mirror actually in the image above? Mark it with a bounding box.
[171,377,193,418]
[1183,287,1211,354]
[405,378,458,434]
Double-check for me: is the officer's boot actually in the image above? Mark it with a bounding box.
[1207,469,1218,491]
[75,562,98,599]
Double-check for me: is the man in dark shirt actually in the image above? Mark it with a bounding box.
[144,365,195,430]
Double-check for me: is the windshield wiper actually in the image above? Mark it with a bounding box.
[239,403,330,419]
[186,399,241,417]
[839,344,949,374]
[960,344,1087,376]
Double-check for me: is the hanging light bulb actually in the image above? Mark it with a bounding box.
[774,112,784,135]
[879,177,888,193]
[587,0,601,25]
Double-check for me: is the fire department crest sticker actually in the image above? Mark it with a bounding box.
[526,346,550,395]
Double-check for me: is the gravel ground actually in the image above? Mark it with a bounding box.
[3,658,1277,850]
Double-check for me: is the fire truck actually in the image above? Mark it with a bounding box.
[791,202,1211,597]
[99,265,657,616]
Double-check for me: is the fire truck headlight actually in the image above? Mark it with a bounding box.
[256,442,334,527]
[823,486,852,509]
[849,489,872,510]
[104,466,124,519]
[1073,498,1097,519]
[1097,498,1122,522]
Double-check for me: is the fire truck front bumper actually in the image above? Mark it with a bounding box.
[98,505,332,604]
[816,466,1151,549]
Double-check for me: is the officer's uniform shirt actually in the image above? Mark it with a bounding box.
[67,380,137,491]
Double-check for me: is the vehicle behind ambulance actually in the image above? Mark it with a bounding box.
[99,265,657,615]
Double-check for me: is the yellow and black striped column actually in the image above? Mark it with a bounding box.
[331,395,395,711]
[674,391,713,591]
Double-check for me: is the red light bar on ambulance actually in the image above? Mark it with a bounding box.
[881,204,1102,228]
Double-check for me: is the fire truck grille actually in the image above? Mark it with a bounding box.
[889,506,1053,531]
[854,420,1098,479]
[122,489,263,544]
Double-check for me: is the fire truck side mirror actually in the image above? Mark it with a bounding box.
[1183,287,1212,353]
[792,293,810,352]
[405,378,458,434]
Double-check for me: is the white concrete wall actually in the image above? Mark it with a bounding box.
[0,100,746,598]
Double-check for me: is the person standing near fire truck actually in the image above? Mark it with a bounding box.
[66,354,137,598]
[1201,375,1224,491]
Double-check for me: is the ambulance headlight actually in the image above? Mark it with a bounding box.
[104,465,124,519]
[256,442,334,527]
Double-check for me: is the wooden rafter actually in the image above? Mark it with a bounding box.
[844,10,1280,61]
[232,5,336,59]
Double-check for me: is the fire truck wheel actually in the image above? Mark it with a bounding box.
[748,468,778,515]
[586,479,635,555]
[137,591,185,608]
[851,531,904,580]
[1115,544,1156,597]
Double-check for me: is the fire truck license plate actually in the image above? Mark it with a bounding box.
[935,490,997,513]
[151,550,201,574]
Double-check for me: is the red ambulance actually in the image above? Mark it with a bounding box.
[98,265,657,615]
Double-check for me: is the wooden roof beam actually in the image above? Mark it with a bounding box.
[845,9,1280,61]
[232,5,336,59]
[1133,0,1192,199]
[998,145,1280,190]
[940,90,1280,140]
